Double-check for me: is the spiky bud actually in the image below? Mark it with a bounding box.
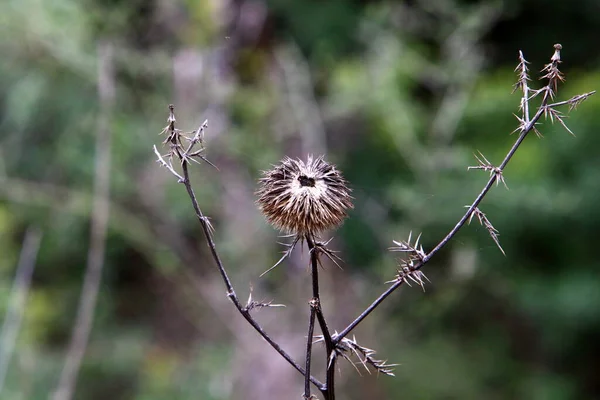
[256,155,353,236]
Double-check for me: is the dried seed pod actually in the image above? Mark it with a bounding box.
[256,155,353,236]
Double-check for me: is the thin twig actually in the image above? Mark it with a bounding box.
[53,41,114,400]
[546,91,596,109]
[0,227,42,393]
[304,306,316,399]
[514,50,531,124]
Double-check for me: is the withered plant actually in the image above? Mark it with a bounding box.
[153,45,594,399]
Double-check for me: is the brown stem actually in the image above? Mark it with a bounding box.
[180,160,325,390]
[157,6,311,389]
[324,354,336,400]
[304,307,316,398]
[159,104,324,391]
[306,235,335,400]
[334,49,568,344]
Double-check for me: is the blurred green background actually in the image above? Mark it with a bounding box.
[1,0,599,399]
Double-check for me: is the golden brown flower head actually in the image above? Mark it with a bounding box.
[256,155,353,236]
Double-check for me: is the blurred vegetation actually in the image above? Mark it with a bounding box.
[1,0,600,399]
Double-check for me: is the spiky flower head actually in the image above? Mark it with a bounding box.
[256,155,353,236]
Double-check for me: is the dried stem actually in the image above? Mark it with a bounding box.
[155,105,325,391]
[546,92,596,109]
[182,162,324,389]
[306,236,336,400]
[334,44,594,344]
[513,50,531,123]
[304,305,316,398]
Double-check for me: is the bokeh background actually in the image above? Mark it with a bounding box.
[1,0,600,399]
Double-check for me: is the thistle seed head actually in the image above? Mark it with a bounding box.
[256,155,353,236]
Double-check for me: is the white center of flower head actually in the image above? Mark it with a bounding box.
[291,173,327,198]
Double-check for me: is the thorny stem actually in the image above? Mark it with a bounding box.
[306,236,336,400]
[325,346,336,400]
[519,51,530,124]
[334,45,594,344]
[334,95,546,344]
[306,237,334,348]
[163,107,325,391]
[546,92,596,109]
[424,105,545,260]
[304,306,316,398]
[334,282,402,345]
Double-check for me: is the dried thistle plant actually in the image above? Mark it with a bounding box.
[152,44,594,400]
[256,156,353,238]
[330,46,594,391]
[256,156,353,397]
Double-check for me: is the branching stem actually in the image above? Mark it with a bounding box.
[335,101,546,344]
[163,107,325,391]
[334,45,593,344]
